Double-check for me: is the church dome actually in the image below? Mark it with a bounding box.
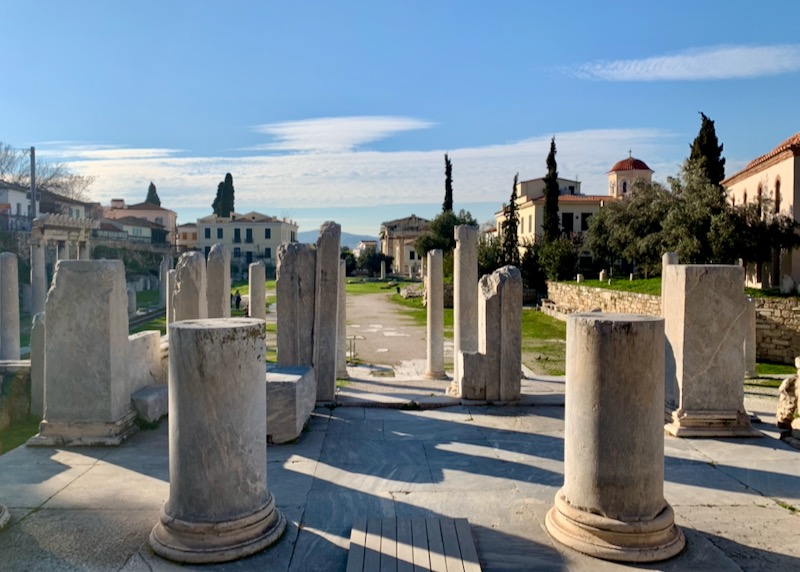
[609,157,652,173]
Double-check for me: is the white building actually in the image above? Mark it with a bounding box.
[196,211,298,267]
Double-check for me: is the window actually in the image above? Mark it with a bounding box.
[217,227,223,239]
[264,247,272,259]
[775,179,781,213]
[409,251,415,260]
[234,247,241,258]
[16,203,21,216]
[246,251,253,264]
[155,217,164,225]
[520,217,525,233]
[245,228,253,243]
[204,246,210,256]
[757,185,763,216]
[581,213,592,231]
[561,212,573,233]
[204,227,211,239]
[234,228,241,243]
[622,181,628,194]
[264,228,271,239]
[528,215,532,234]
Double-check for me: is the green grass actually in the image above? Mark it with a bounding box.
[745,378,783,389]
[130,316,167,335]
[756,362,796,376]
[0,415,40,455]
[522,308,566,339]
[389,294,455,338]
[230,280,277,297]
[521,309,567,376]
[136,289,160,309]
[346,279,415,295]
[569,277,663,296]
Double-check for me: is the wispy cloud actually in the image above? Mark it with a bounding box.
[249,116,435,153]
[570,44,800,81]
[39,144,180,161]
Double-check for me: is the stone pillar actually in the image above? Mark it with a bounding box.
[0,252,20,360]
[61,240,71,260]
[313,222,341,403]
[127,288,137,315]
[546,313,684,563]
[30,312,46,418]
[276,243,316,367]
[482,266,522,401]
[425,249,446,379]
[336,259,349,379]
[598,269,607,282]
[380,260,386,280]
[249,261,267,321]
[663,265,760,437]
[158,256,170,308]
[0,503,8,531]
[166,269,177,329]
[31,237,47,316]
[206,244,231,319]
[660,252,678,317]
[29,260,136,446]
[744,297,756,378]
[453,225,478,384]
[172,252,208,322]
[80,242,91,260]
[149,318,285,563]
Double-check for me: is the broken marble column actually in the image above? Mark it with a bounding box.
[0,252,20,360]
[172,252,208,322]
[276,243,316,367]
[30,312,45,418]
[29,260,136,446]
[425,249,446,379]
[336,259,349,380]
[249,261,267,321]
[30,234,47,316]
[166,269,176,328]
[453,225,478,384]
[380,260,386,280]
[158,256,170,308]
[663,265,760,437]
[744,297,756,378]
[660,252,678,317]
[313,222,341,403]
[206,243,231,319]
[127,288,137,315]
[546,313,684,563]
[149,318,285,563]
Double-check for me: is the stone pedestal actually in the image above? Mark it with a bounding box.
[546,313,684,563]
[313,222,341,403]
[249,261,267,321]
[744,297,756,378]
[453,225,478,384]
[266,365,317,444]
[149,318,285,563]
[30,312,45,418]
[663,265,760,437]
[0,252,20,360]
[336,260,349,379]
[31,237,47,316]
[172,252,208,322]
[276,243,316,367]
[425,249,446,379]
[206,244,231,318]
[29,260,136,446]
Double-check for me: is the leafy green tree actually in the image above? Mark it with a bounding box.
[519,240,546,291]
[501,174,520,266]
[212,173,235,216]
[542,137,560,242]
[477,234,504,277]
[340,247,357,276]
[443,153,453,212]
[538,238,577,281]
[689,112,726,186]
[145,181,161,206]
[356,245,393,277]
[414,209,477,258]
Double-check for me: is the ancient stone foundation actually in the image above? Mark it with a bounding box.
[150,318,285,563]
[546,313,684,563]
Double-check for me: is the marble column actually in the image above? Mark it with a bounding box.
[662,252,680,409]
[313,222,341,403]
[30,237,47,316]
[166,269,177,329]
[80,242,91,260]
[546,313,684,563]
[425,249,446,379]
[336,259,349,379]
[380,260,386,280]
[206,243,231,319]
[149,318,285,564]
[127,288,137,315]
[453,225,478,383]
[744,297,756,377]
[172,252,208,322]
[0,503,8,531]
[249,261,267,321]
[0,252,20,360]
[276,243,316,367]
[660,252,678,317]
[61,240,71,260]
[158,256,170,308]
[30,312,45,418]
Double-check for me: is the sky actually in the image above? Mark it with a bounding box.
[3,1,800,237]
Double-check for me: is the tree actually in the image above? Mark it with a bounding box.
[0,142,94,201]
[356,244,392,277]
[689,112,726,186]
[542,137,560,242]
[501,174,520,266]
[414,209,477,258]
[477,234,504,277]
[340,247,357,276]
[442,153,453,212]
[212,173,235,217]
[145,181,161,206]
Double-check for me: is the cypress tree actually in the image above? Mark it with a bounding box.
[542,137,560,242]
[145,181,161,206]
[442,153,453,212]
[690,112,726,186]
[501,174,520,266]
[212,173,235,217]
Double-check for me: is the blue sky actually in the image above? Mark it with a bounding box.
[3,1,800,236]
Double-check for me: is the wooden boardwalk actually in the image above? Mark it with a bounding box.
[346,517,482,572]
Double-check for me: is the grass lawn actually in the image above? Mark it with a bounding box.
[521,309,566,376]
[136,289,160,309]
[568,278,663,296]
[756,362,796,376]
[390,294,454,339]
[0,415,40,455]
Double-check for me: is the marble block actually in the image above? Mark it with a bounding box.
[481,265,522,402]
[249,261,267,321]
[663,265,760,437]
[131,385,168,424]
[30,312,45,418]
[0,252,20,360]
[206,243,231,318]
[313,221,341,403]
[425,249,446,379]
[172,252,207,322]
[266,366,316,444]
[276,243,316,367]
[128,331,163,396]
[453,225,478,384]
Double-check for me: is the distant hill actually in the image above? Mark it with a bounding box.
[297,230,378,250]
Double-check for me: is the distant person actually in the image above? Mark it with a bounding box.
[235,290,242,310]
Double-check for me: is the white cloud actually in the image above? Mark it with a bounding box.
[249,116,435,153]
[38,144,180,161]
[570,44,800,81]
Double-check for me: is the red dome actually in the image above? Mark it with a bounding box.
[609,157,652,172]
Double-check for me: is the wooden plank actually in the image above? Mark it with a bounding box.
[411,517,430,572]
[396,518,414,572]
[346,517,368,572]
[454,519,481,572]
[380,517,398,572]
[364,518,383,572]
[426,518,448,572]
[439,518,465,572]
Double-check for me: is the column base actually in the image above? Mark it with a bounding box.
[664,409,762,438]
[0,503,10,531]
[27,410,138,447]
[545,492,684,563]
[424,370,448,380]
[149,493,286,564]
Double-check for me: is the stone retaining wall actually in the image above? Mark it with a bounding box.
[0,361,31,433]
[545,281,799,364]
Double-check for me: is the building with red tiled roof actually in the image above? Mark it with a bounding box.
[722,132,800,288]
[104,198,178,245]
[607,153,653,198]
